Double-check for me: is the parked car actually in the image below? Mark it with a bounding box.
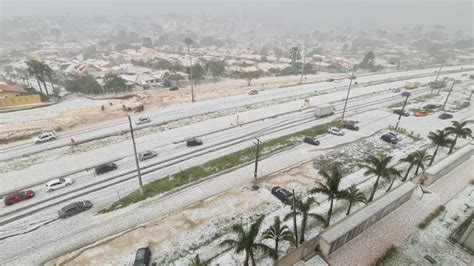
[248,89,258,95]
[342,123,359,131]
[423,104,441,110]
[328,127,344,136]
[139,150,157,161]
[133,247,152,266]
[58,200,92,218]
[303,136,320,146]
[393,109,409,117]
[326,78,335,82]
[4,190,35,206]
[271,186,293,205]
[381,133,398,144]
[169,86,179,91]
[136,117,151,125]
[33,131,56,144]
[95,162,118,175]
[438,113,453,120]
[46,177,73,192]
[446,108,457,113]
[186,138,203,147]
[414,110,429,117]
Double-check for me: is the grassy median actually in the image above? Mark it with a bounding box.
[100,119,344,213]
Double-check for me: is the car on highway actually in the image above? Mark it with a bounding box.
[33,131,56,144]
[95,162,118,175]
[381,133,398,144]
[133,247,152,266]
[58,200,92,218]
[327,78,335,82]
[45,177,73,192]
[248,89,259,95]
[139,150,157,161]
[3,190,35,206]
[271,186,293,204]
[328,127,344,136]
[438,113,453,120]
[136,117,151,125]
[303,136,320,146]
[342,123,359,131]
[186,138,203,147]
[390,88,401,93]
[393,109,409,117]
[414,110,429,117]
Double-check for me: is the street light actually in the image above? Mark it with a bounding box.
[184,37,195,103]
[252,138,261,190]
[394,91,411,131]
[442,81,455,110]
[341,69,356,121]
[128,115,144,196]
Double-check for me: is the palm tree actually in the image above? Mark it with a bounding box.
[358,153,399,202]
[288,46,301,71]
[343,185,367,215]
[284,197,326,244]
[190,254,208,266]
[399,152,417,182]
[427,129,452,166]
[412,149,432,177]
[220,216,274,266]
[26,59,44,94]
[262,216,295,260]
[445,121,472,154]
[41,63,56,92]
[385,166,402,192]
[310,166,347,227]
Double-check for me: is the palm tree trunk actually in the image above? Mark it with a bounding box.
[346,201,353,215]
[402,163,414,182]
[41,75,50,96]
[326,198,334,227]
[300,216,307,244]
[244,250,249,266]
[48,75,55,90]
[449,135,458,154]
[36,79,44,94]
[429,145,439,166]
[274,239,279,260]
[368,175,381,202]
[414,163,421,176]
[249,250,256,266]
[386,177,396,192]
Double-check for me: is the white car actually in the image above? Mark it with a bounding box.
[33,132,56,144]
[248,89,258,95]
[45,177,73,192]
[328,127,344,136]
[136,117,151,125]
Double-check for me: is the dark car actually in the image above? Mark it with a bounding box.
[303,136,320,146]
[393,109,409,117]
[186,138,203,147]
[271,186,293,205]
[4,190,35,206]
[438,113,453,120]
[95,162,118,175]
[381,133,398,144]
[423,104,440,110]
[169,86,179,91]
[133,247,151,266]
[58,200,92,218]
[342,123,359,131]
[327,78,335,82]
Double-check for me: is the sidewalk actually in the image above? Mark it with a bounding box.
[326,155,474,266]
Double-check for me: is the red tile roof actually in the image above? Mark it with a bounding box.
[0,84,27,94]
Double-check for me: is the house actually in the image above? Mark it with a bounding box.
[0,83,27,98]
[0,82,41,108]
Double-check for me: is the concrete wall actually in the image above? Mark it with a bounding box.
[459,220,474,252]
[424,144,473,185]
[0,94,41,108]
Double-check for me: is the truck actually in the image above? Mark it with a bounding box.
[314,104,335,117]
[404,81,419,89]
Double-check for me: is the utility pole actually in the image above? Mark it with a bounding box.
[292,189,298,247]
[185,38,194,102]
[299,44,306,84]
[317,59,322,75]
[128,115,144,196]
[394,91,411,130]
[341,69,356,121]
[431,62,443,94]
[253,138,261,190]
[469,90,473,101]
[442,81,455,110]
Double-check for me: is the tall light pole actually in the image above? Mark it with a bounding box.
[469,90,473,101]
[341,69,356,121]
[299,44,306,84]
[431,61,443,94]
[442,81,455,110]
[253,138,261,190]
[394,91,411,130]
[128,115,144,196]
[185,37,194,102]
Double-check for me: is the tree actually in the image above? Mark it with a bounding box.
[310,166,347,227]
[412,149,432,176]
[358,153,400,202]
[343,185,367,215]
[262,216,295,260]
[103,73,128,94]
[288,47,301,72]
[239,70,263,86]
[284,197,325,244]
[26,59,47,96]
[190,63,204,85]
[129,31,140,43]
[220,216,274,266]
[445,121,472,154]
[359,51,375,69]
[154,58,172,70]
[40,62,55,93]
[65,74,102,95]
[399,152,417,182]
[207,61,226,78]
[427,129,452,166]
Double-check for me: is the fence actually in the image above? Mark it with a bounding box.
[0,94,41,108]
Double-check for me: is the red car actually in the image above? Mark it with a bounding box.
[3,190,35,206]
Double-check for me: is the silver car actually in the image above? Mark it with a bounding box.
[138,150,157,161]
[328,127,344,136]
[136,117,151,125]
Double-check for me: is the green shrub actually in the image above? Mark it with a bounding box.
[418,205,446,229]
